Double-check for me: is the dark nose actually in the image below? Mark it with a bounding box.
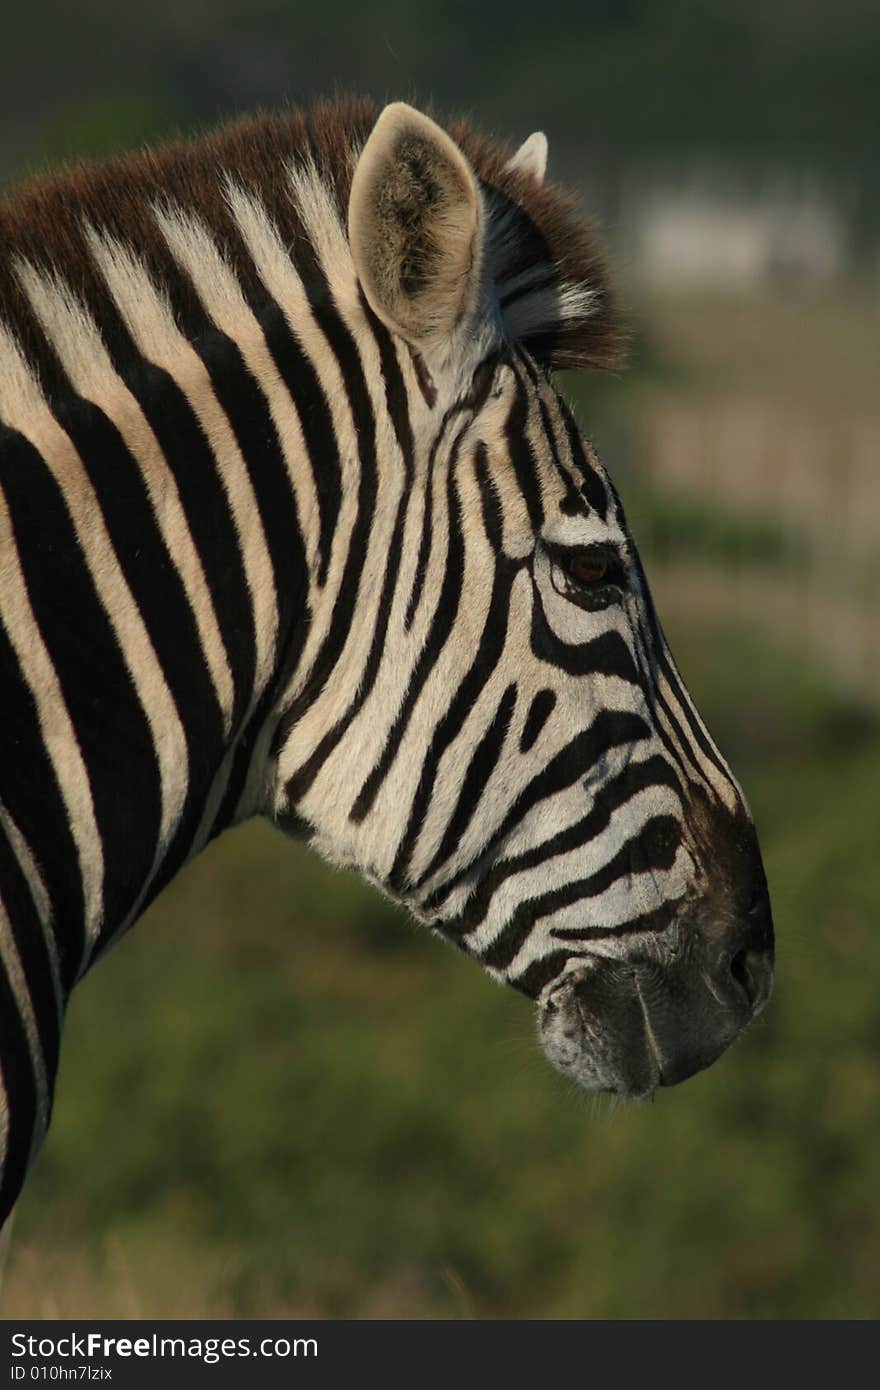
[719,878,775,1016]
[655,875,775,1089]
[725,943,774,1015]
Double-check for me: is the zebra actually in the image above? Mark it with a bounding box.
[0,98,774,1226]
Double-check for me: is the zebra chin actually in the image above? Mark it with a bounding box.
[537,942,774,1099]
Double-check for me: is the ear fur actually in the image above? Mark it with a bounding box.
[348,102,484,353]
[504,131,548,185]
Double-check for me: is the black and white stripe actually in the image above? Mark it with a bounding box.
[0,99,773,1224]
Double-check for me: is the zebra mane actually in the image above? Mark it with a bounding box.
[0,96,623,394]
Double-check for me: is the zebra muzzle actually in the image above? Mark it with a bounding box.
[538,927,774,1100]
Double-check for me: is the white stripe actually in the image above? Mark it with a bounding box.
[294,418,462,873]
[0,803,63,1023]
[503,854,691,979]
[656,650,742,813]
[83,224,279,699]
[222,180,371,719]
[0,326,104,963]
[12,265,190,884]
[481,784,687,945]
[0,893,50,1163]
[12,262,235,734]
[224,175,361,481]
[151,199,321,586]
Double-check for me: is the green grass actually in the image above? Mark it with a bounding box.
[4,615,880,1319]
[625,485,804,569]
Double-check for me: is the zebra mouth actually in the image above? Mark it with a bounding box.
[538,958,662,1099]
[537,950,762,1099]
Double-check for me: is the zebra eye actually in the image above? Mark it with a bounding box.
[548,544,626,611]
[569,552,609,585]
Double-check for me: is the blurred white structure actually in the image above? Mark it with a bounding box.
[622,172,847,289]
[641,400,880,702]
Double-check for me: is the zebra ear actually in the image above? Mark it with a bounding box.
[505,131,548,185]
[348,102,484,353]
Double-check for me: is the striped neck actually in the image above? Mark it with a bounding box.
[0,264,319,993]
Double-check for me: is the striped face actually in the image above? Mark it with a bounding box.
[269,103,773,1096]
[272,335,774,1097]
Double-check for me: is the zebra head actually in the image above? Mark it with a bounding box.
[270,103,774,1099]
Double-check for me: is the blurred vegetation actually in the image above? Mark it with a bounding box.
[3,0,879,253]
[3,1,879,163]
[624,487,801,570]
[4,613,879,1319]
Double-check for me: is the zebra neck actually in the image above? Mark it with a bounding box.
[0,338,312,993]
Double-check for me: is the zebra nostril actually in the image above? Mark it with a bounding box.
[743,876,774,953]
[729,948,754,1003]
[726,946,773,1014]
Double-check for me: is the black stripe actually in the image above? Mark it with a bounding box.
[113,356,256,729]
[385,555,521,886]
[2,429,162,939]
[559,398,608,519]
[536,392,586,515]
[509,950,579,998]
[190,325,307,632]
[509,900,685,999]
[473,443,504,553]
[362,296,416,489]
[386,550,517,884]
[603,472,729,797]
[350,427,468,825]
[0,827,61,1101]
[404,355,501,634]
[505,372,545,532]
[530,594,641,682]
[461,355,503,418]
[197,600,312,866]
[209,690,277,842]
[48,393,226,951]
[271,268,379,760]
[222,173,344,591]
[252,300,341,589]
[627,539,728,795]
[514,347,541,386]
[415,682,518,889]
[0,952,38,1226]
[428,753,679,921]
[477,814,682,972]
[403,408,467,632]
[51,396,223,744]
[281,300,414,803]
[404,459,435,633]
[519,689,556,754]
[402,439,524,878]
[432,710,651,924]
[0,830,58,1222]
[405,344,437,408]
[81,275,258,732]
[0,539,86,991]
[657,638,736,790]
[624,594,700,797]
[549,896,684,942]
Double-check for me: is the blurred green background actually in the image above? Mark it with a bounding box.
[1,0,878,1319]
